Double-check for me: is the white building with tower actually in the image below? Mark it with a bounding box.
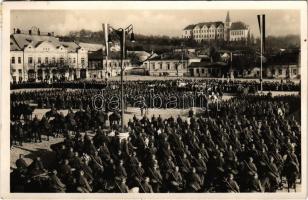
[182,11,250,43]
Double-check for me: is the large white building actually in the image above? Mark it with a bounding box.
[182,11,250,43]
[10,28,103,82]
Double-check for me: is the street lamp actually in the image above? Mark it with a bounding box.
[108,24,135,131]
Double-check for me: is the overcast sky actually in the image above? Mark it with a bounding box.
[11,9,300,37]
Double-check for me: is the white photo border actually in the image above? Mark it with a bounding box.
[1,1,307,199]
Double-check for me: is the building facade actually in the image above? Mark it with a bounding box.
[142,53,201,77]
[10,28,97,82]
[188,61,228,78]
[182,11,249,43]
[229,22,250,42]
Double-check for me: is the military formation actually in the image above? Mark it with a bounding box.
[11,79,300,92]
[10,79,301,193]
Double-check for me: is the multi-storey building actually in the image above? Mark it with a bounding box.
[229,22,250,42]
[182,11,250,43]
[10,28,93,82]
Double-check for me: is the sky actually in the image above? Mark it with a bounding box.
[11,9,300,38]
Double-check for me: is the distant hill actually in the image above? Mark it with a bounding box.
[57,29,300,54]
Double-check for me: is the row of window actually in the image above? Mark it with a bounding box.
[194,33,224,39]
[231,30,245,36]
[195,68,219,74]
[13,56,85,65]
[11,57,22,64]
[193,29,223,34]
[149,62,186,70]
[230,37,247,41]
[11,69,22,74]
[272,69,297,76]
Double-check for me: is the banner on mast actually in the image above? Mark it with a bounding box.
[257,14,266,53]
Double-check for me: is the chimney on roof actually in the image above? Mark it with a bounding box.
[38,28,40,35]
[16,29,21,34]
[48,32,51,36]
[29,30,32,35]
[13,28,16,34]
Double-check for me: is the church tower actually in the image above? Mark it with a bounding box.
[224,11,231,41]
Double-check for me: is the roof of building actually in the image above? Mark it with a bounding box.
[10,36,21,51]
[230,21,248,30]
[183,22,224,30]
[189,61,228,68]
[196,21,224,29]
[148,52,199,61]
[11,33,61,50]
[184,24,196,30]
[78,42,104,52]
[127,51,150,57]
[88,49,104,60]
[60,41,80,52]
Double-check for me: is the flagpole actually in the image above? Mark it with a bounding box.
[103,23,109,81]
[260,23,263,92]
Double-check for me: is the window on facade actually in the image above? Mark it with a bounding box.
[279,69,282,75]
[73,58,76,63]
[11,57,15,64]
[196,69,199,74]
[45,57,48,64]
[167,63,170,70]
[160,63,163,70]
[152,63,155,69]
[28,57,33,64]
[52,57,56,63]
[81,58,85,66]
[38,57,41,64]
[18,57,21,64]
[18,69,22,74]
[60,57,64,64]
[292,69,297,75]
[202,69,205,73]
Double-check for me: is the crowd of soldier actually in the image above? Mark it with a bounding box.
[11,94,301,193]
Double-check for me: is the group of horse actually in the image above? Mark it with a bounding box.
[11,105,123,145]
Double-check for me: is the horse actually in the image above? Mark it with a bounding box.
[23,105,34,121]
[40,116,53,141]
[96,110,108,129]
[50,113,67,137]
[109,111,121,126]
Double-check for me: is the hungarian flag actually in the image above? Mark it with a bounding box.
[257,14,266,53]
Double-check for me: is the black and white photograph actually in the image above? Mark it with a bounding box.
[0,1,307,198]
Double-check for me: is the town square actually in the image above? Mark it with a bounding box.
[5,6,304,194]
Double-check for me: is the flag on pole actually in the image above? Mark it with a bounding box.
[257,14,266,52]
[103,23,109,57]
